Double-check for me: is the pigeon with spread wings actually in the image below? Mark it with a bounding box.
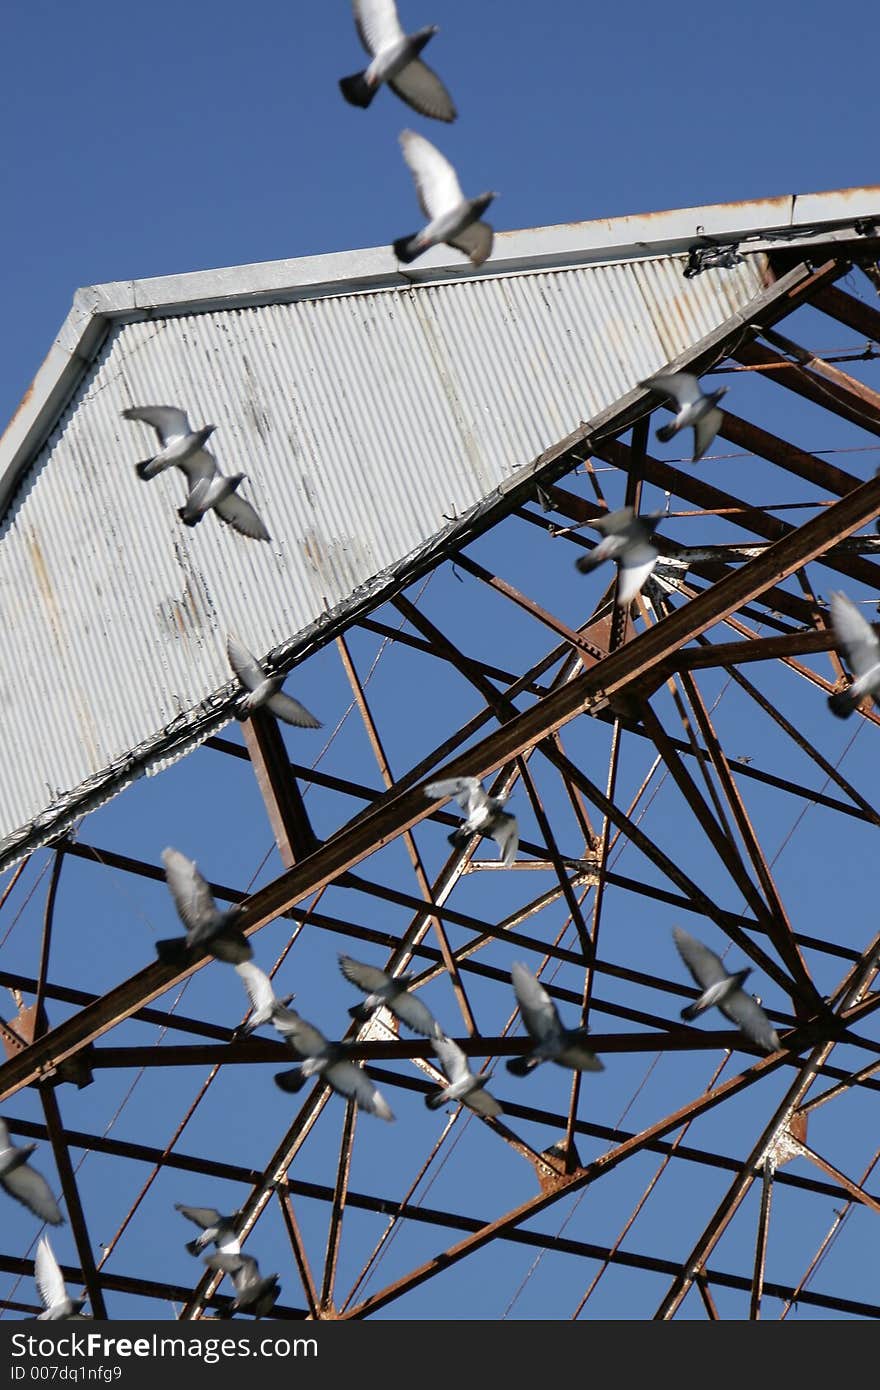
[639,371,727,462]
[175,1203,241,1258]
[0,1117,64,1225]
[426,1035,503,1117]
[226,634,321,728]
[34,1237,86,1320]
[424,775,518,865]
[672,926,780,1052]
[394,130,496,266]
[121,405,216,481]
[574,506,663,606]
[506,963,603,1077]
[204,1253,279,1318]
[233,961,295,1038]
[274,1012,394,1120]
[339,954,442,1038]
[155,847,252,966]
[340,0,456,121]
[827,591,880,718]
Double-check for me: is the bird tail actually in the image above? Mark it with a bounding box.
[680,1002,702,1021]
[348,1003,372,1024]
[655,422,677,443]
[185,1238,205,1257]
[827,689,855,719]
[339,71,375,108]
[448,827,472,850]
[177,507,201,527]
[506,1056,535,1077]
[425,1091,446,1110]
[274,1066,307,1094]
[574,551,600,574]
[393,235,420,264]
[155,938,190,966]
[135,459,156,480]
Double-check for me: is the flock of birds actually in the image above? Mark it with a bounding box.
[1,0,874,1322]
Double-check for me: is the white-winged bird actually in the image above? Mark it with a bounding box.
[156,847,252,966]
[827,591,880,718]
[639,371,727,462]
[424,775,518,865]
[340,0,456,121]
[0,1117,63,1225]
[34,1237,86,1320]
[175,1203,241,1258]
[426,1035,503,1117]
[574,506,663,606]
[226,634,321,728]
[339,954,442,1038]
[394,130,496,267]
[204,1253,279,1318]
[233,961,295,1038]
[506,963,603,1077]
[121,405,216,481]
[672,926,780,1052]
[274,1013,394,1120]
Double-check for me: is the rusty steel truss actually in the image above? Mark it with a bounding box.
[3,243,880,1320]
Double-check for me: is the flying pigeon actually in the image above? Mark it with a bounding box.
[273,1013,395,1120]
[34,1237,86,1320]
[639,371,727,462]
[204,1252,280,1318]
[394,130,496,267]
[426,1035,503,1117]
[340,0,456,121]
[574,506,663,605]
[226,634,321,729]
[123,407,270,540]
[233,962,295,1038]
[672,926,781,1052]
[175,1203,241,1258]
[339,954,442,1038]
[506,963,603,1077]
[0,1117,64,1225]
[424,775,518,865]
[827,591,880,718]
[120,405,216,481]
[155,847,252,967]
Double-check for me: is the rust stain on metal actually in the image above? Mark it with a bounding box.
[0,380,35,450]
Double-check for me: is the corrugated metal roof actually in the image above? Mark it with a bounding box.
[2,185,877,869]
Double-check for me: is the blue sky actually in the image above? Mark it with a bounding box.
[1,0,879,1322]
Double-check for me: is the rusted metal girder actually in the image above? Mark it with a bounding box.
[749,1161,774,1319]
[241,709,321,865]
[812,282,880,344]
[732,339,880,438]
[39,1085,108,1319]
[278,1192,320,1319]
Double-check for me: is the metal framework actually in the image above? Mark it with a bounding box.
[3,233,880,1320]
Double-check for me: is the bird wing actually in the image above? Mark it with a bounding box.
[592,506,635,537]
[214,492,271,541]
[434,1034,469,1085]
[830,592,880,682]
[34,1238,66,1311]
[0,1117,10,1155]
[161,848,217,936]
[640,372,702,408]
[204,1252,244,1276]
[339,955,390,993]
[175,1203,222,1230]
[266,690,322,728]
[672,926,729,991]
[692,406,724,462]
[492,814,518,867]
[510,963,560,1043]
[175,448,216,484]
[721,991,780,1051]
[447,219,494,266]
[2,1163,63,1225]
[616,541,658,606]
[389,60,457,123]
[391,991,440,1038]
[465,1086,503,1118]
[325,1059,395,1120]
[279,1013,328,1059]
[226,634,265,694]
[121,405,190,445]
[234,962,275,1015]
[399,129,464,219]
[353,0,403,56]
[423,776,482,811]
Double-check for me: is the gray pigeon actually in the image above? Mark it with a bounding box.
[34,1237,86,1320]
[124,408,270,539]
[155,847,252,967]
[424,775,518,865]
[226,634,321,729]
[340,0,456,121]
[574,506,663,606]
[506,963,603,1077]
[121,405,216,481]
[175,1203,241,1258]
[339,954,442,1038]
[426,1035,503,1117]
[0,1117,63,1225]
[394,130,496,266]
[273,1013,395,1120]
[827,591,880,718]
[672,926,781,1052]
[639,371,727,462]
[233,961,295,1038]
[204,1252,279,1318]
